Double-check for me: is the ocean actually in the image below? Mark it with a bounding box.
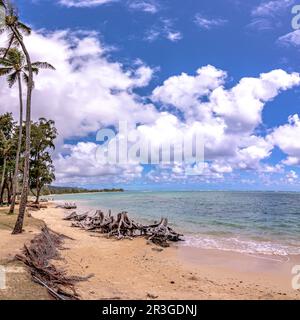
[52,191,300,256]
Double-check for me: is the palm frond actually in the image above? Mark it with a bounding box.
[3,32,17,57]
[21,70,28,84]
[22,71,35,88]
[0,66,12,76]
[24,65,39,74]
[0,57,12,67]
[7,70,17,87]
[31,61,56,70]
[31,66,39,75]
[0,28,6,35]
[7,47,24,64]
[16,21,31,35]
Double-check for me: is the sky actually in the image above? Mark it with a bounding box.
[1,0,300,190]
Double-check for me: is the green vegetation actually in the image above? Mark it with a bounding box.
[44,186,124,195]
[0,114,57,205]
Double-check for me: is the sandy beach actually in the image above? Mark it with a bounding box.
[0,204,291,300]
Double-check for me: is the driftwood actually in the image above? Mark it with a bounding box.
[66,210,183,247]
[142,218,183,247]
[15,226,91,300]
[56,202,77,210]
[27,203,48,210]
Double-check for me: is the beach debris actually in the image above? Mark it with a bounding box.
[152,247,164,252]
[65,210,184,247]
[27,203,48,210]
[142,218,183,247]
[146,292,159,299]
[56,202,77,210]
[15,226,91,300]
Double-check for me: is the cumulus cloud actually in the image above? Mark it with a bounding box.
[0,29,159,184]
[55,142,143,185]
[1,28,300,186]
[0,30,158,141]
[270,114,300,166]
[151,66,300,175]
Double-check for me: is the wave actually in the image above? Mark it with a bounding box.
[181,235,300,256]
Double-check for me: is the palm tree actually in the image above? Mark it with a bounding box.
[0,131,9,203]
[0,48,55,214]
[1,0,41,234]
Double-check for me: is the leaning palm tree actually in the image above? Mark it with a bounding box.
[0,47,55,214]
[1,0,38,234]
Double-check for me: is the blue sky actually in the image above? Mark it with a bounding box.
[2,0,300,190]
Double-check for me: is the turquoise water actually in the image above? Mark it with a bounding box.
[53,191,300,256]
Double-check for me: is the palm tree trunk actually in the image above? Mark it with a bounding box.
[9,73,23,214]
[35,181,41,204]
[0,157,7,204]
[12,27,34,235]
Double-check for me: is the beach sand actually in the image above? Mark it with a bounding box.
[22,204,299,300]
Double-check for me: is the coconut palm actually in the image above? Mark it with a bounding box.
[0,1,31,58]
[0,0,35,234]
[0,47,55,214]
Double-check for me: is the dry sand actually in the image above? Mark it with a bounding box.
[25,204,300,300]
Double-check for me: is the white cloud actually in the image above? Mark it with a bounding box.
[144,19,182,42]
[0,30,158,141]
[252,0,295,17]
[0,30,159,184]
[152,65,227,113]
[127,0,158,14]
[166,31,182,42]
[278,30,300,47]
[249,0,295,31]
[151,66,300,175]
[285,170,298,183]
[59,0,117,7]
[270,114,300,166]
[194,14,228,30]
[55,142,143,185]
[1,28,300,186]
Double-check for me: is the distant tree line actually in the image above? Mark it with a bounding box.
[44,186,124,195]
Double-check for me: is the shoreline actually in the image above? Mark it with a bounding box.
[28,204,300,299]
[52,198,300,257]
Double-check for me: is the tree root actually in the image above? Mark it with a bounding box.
[66,210,184,247]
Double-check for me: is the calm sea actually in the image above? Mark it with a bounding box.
[53,191,300,256]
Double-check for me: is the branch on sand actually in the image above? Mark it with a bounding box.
[15,226,92,300]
